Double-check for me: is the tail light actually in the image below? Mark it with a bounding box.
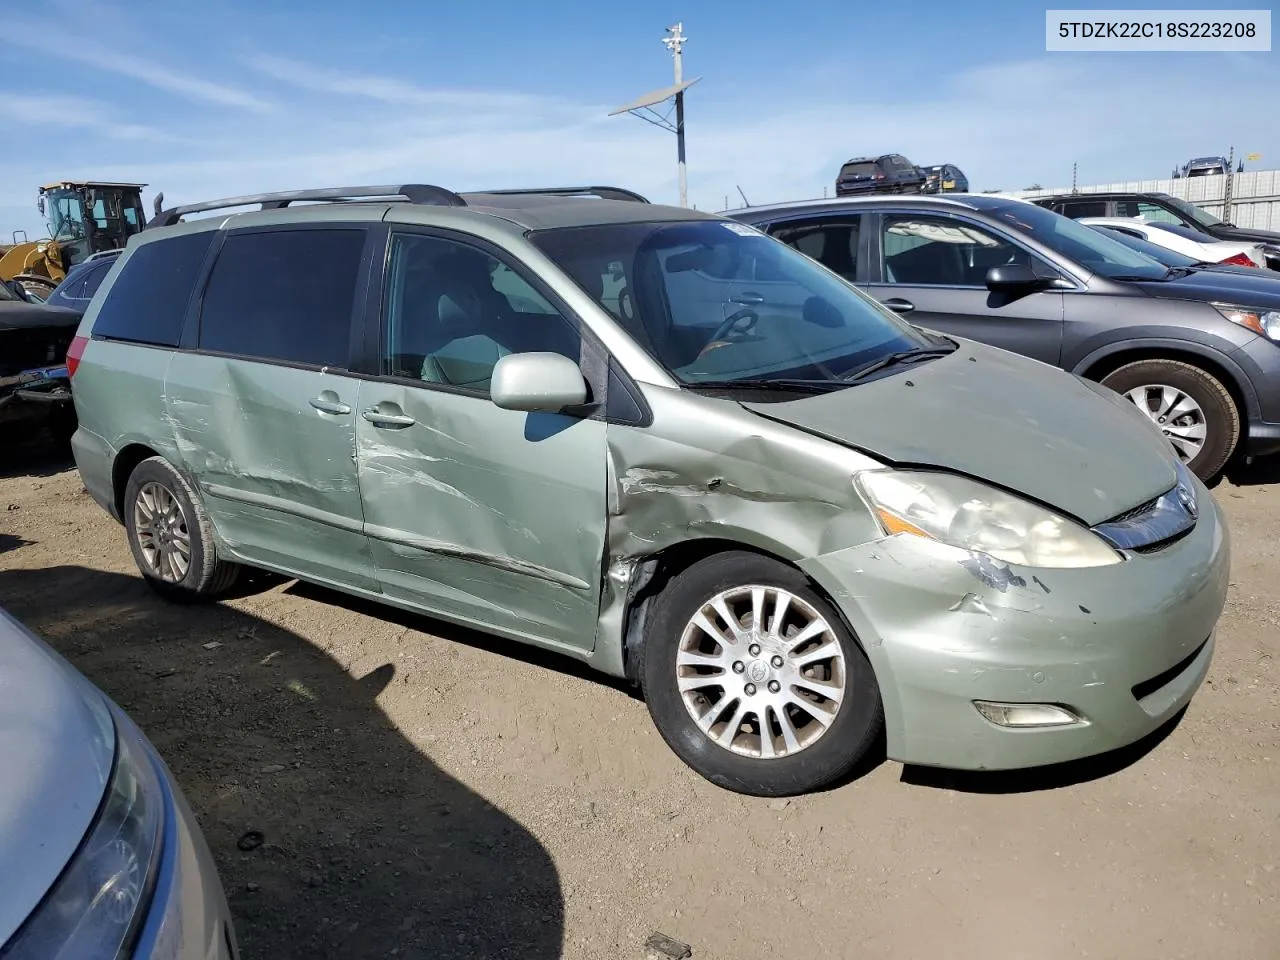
[66,335,88,377]
[1218,252,1258,267]
[873,173,886,180]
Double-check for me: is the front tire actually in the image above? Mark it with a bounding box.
[640,551,883,796]
[123,456,240,601]
[1100,359,1239,480]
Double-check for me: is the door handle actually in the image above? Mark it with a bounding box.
[730,292,766,305]
[881,298,915,314]
[309,396,351,415]
[362,407,416,428]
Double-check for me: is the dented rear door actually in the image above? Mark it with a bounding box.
[353,229,608,650]
[164,224,378,590]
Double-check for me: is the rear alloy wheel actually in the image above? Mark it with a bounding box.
[1101,359,1239,480]
[123,456,240,601]
[641,552,883,796]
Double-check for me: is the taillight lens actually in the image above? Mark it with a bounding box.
[1219,252,1258,267]
[874,173,886,180]
[66,335,88,377]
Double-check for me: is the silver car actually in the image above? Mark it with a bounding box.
[0,607,237,959]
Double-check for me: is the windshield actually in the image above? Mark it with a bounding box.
[985,201,1169,280]
[1160,194,1222,228]
[530,220,931,385]
[1089,226,1197,267]
[44,189,88,242]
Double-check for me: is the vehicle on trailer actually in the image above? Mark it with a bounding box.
[69,183,1227,797]
[1177,156,1230,178]
[730,193,1280,480]
[835,154,926,196]
[0,182,146,299]
[921,164,969,194]
[1031,191,1280,271]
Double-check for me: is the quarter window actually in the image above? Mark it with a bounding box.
[881,215,1031,287]
[381,233,580,394]
[92,232,215,347]
[198,229,365,367]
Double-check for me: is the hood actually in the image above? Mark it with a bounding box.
[744,340,1176,525]
[0,609,114,945]
[0,301,82,332]
[1130,267,1280,310]
[1215,224,1280,245]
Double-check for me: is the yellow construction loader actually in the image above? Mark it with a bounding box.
[0,181,147,299]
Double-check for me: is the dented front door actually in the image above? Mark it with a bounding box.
[353,228,608,649]
[354,381,608,649]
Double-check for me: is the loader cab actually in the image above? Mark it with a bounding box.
[38,181,147,268]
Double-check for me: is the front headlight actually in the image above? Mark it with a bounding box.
[1215,303,1280,341]
[856,469,1122,568]
[4,711,164,960]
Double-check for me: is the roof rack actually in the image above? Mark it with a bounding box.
[147,183,466,228]
[466,186,650,204]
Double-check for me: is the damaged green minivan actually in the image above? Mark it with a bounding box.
[68,185,1229,796]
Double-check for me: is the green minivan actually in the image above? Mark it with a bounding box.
[68,184,1229,796]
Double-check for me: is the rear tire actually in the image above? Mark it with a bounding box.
[640,551,883,796]
[123,456,240,602]
[1100,359,1239,480]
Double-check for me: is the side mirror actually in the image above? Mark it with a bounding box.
[490,352,588,413]
[986,264,1044,291]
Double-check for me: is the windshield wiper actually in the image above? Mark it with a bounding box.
[684,377,843,394]
[841,346,956,384]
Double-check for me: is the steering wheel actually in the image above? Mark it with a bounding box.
[710,307,759,343]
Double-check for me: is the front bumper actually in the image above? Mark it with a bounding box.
[800,489,1230,771]
[1228,335,1280,456]
[124,711,238,960]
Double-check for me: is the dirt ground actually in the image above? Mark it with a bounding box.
[1,437,1277,960]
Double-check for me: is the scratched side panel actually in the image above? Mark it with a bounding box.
[163,354,378,590]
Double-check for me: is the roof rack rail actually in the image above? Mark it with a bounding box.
[148,183,466,228]
[468,186,650,204]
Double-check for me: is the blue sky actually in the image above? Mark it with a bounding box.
[1,0,1275,236]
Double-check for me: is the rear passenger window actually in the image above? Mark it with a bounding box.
[92,232,215,346]
[199,229,365,368]
[1058,200,1107,219]
[82,261,112,299]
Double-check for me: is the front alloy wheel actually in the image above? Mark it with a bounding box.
[677,585,846,759]
[641,551,883,796]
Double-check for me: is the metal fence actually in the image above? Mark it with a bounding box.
[1014,169,1280,231]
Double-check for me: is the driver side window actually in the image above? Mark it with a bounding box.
[880,215,1031,287]
[381,233,581,395]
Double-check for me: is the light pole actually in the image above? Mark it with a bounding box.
[610,22,700,207]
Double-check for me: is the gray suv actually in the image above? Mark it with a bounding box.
[730,194,1280,480]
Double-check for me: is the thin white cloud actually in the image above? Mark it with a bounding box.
[0,94,172,141]
[0,31,270,112]
[243,54,579,114]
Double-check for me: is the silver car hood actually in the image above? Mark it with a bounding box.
[0,609,114,945]
[744,339,1177,526]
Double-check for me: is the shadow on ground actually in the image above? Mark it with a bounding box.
[900,707,1186,794]
[1222,453,1280,488]
[285,579,640,700]
[0,565,565,960]
[0,433,73,481]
